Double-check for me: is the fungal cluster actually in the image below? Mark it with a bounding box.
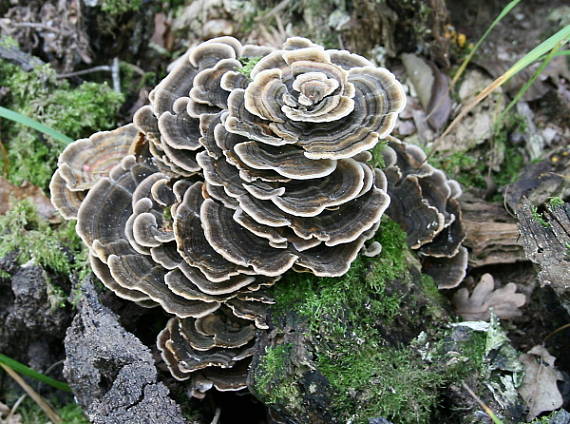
[50,37,466,397]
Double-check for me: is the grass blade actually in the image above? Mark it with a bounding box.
[462,382,504,424]
[451,0,522,86]
[0,106,73,145]
[0,353,71,392]
[435,25,570,150]
[504,25,570,80]
[499,41,563,122]
[0,363,62,424]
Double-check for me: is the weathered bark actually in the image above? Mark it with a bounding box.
[64,277,189,424]
[516,200,570,314]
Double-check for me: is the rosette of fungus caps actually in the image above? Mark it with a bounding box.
[50,36,464,398]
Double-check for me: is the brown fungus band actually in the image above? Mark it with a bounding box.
[50,37,465,397]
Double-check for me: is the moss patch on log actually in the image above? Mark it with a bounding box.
[251,217,524,423]
[0,200,89,297]
[252,218,450,423]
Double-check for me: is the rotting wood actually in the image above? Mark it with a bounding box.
[461,192,525,267]
[516,199,570,314]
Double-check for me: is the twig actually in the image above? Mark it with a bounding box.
[111,57,121,93]
[210,407,221,424]
[0,363,62,424]
[462,382,504,424]
[56,65,111,79]
[8,394,27,421]
[544,323,570,343]
[12,22,62,34]
[44,360,65,377]
[256,0,292,21]
[56,58,121,93]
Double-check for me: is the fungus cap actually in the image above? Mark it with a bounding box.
[48,37,468,397]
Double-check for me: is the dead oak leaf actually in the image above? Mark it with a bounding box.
[519,345,564,420]
[452,273,526,321]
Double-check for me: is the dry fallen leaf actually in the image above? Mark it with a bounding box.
[452,273,526,321]
[519,345,564,420]
[0,400,22,424]
[0,177,58,222]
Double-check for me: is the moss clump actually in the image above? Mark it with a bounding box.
[238,57,262,79]
[547,196,564,208]
[0,60,124,189]
[261,217,456,423]
[428,112,527,196]
[440,328,487,382]
[530,204,550,228]
[272,217,407,329]
[429,152,487,189]
[254,343,302,409]
[0,200,89,283]
[13,397,88,424]
[319,342,445,423]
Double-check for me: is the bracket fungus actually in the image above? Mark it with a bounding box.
[50,37,467,397]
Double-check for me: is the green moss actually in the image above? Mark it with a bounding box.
[320,345,445,423]
[442,329,487,382]
[254,343,302,409]
[493,145,525,188]
[272,217,407,329]
[259,215,508,423]
[120,62,156,95]
[548,196,564,208]
[429,152,487,189]
[0,60,124,189]
[100,0,142,15]
[264,218,455,423]
[371,140,388,169]
[238,57,262,79]
[419,274,449,321]
[530,204,550,227]
[527,409,570,423]
[428,112,527,195]
[0,200,89,289]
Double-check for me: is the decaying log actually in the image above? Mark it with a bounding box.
[516,200,570,314]
[461,192,525,267]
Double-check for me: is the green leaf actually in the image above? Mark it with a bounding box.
[0,353,72,392]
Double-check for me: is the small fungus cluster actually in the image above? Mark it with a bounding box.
[50,37,466,397]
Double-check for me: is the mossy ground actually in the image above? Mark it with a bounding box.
[99,0,143,15]
[253,218,490,423]
[0,200,89,306]
[0,47,123,304]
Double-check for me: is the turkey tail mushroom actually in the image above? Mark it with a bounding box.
[48,37,469,397]
[383,136,468,289]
